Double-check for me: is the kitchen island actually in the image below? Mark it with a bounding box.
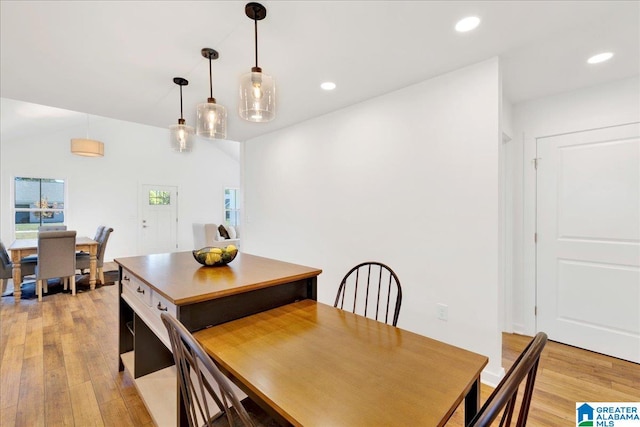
[115,251,321,426]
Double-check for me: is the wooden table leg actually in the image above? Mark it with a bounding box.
[89,246,97,290]
[465,376,481,426]
[11,260,22,302]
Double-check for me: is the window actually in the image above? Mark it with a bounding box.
[149,190,171,205]
[14,177,66,239]
[224,188,239,227]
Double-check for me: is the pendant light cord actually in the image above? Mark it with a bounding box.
[179,84,184,120]
[254,17,259,68]
[208,54,214,99]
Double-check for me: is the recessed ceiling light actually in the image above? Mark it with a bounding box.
[455,16,480,33]
[320,82,336,91]
[587,52,614,64]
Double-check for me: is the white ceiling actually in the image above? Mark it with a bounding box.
[1,1,638,143]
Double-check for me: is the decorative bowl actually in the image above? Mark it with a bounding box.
[192,245,238,267]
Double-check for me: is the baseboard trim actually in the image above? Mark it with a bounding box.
[481,366,506,388]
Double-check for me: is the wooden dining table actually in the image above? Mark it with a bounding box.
[194,299,489,427]
[8,236,98,301]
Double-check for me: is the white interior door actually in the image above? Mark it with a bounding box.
[140,184,178,255]
[536,123,640,363]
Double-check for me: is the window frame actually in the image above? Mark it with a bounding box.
[12,176,68,240]
[224,187,240,227]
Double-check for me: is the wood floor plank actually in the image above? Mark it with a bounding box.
[44,367,74,426]
[113,371,154,426]
[0,404,17,427]
[23,317,43,359]
[15,355,44,427]
[4,311,28,348]
[60,333,92,388]
[42,326,64,373]
[68,381,104,427]
[0,343,24,410]
[92,373,122,405]
[99,397,136,427]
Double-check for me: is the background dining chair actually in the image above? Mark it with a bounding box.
[76,226,113,283]
[35,230,77,301]
[90,225,105,243]
[469,332,548,427]
[76,224,105,258]
[1,239,37,295]
[38,225,67,231]
[334,261,403,326]
[161,313,279,427]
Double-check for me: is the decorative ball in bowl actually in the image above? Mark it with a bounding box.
[192,245,238,267]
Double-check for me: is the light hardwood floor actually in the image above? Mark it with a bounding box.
[1,269,638,426]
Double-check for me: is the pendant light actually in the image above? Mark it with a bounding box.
[71,115,104,157]
[196,48,227,139]
[239,2,275,122]
[169,77,194,152]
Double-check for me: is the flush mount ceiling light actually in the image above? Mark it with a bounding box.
[71,115,104,157]
[169,77,194,152]
[239,2,276,122]
[197,48,227,139]
[455,16,481,33]
[587,52,614,64]
[320,82,336,91]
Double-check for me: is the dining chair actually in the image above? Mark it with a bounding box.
[0,239,37,295]
[35,230,77,301]
[161,313,279,427]
[334,261,403,326]
[76,224,105,259]
[76,226,113,283]
[38,225,67,231]
[469,332,548,427]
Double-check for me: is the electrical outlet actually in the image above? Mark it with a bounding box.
[437,303,448,321]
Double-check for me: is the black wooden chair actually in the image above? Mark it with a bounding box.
[160,313,279,427]
[470,332,548,427]
[334,261,403,326]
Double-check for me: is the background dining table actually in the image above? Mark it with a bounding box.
[194,299,489,426]
[8,236,98,301]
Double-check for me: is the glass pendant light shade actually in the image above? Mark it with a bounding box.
[170,77,194,152]
[196,99,227,139]
[239,68,275,122]
[240,3,276,123]
[196,48,227,140]
[170,120,194,152]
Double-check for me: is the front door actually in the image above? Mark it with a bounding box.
[140,184,178,255]
[536,123,639,363]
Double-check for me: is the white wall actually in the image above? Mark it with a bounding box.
[242,58,504,383]
[1,106,240,262]
[511,76,640,334]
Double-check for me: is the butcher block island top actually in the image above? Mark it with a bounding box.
[114,251,323,306]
